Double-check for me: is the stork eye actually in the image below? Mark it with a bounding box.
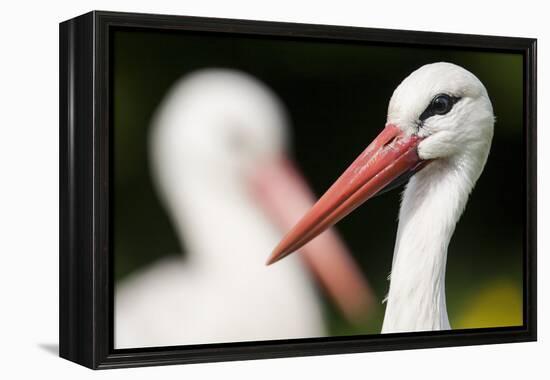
[419,93,460,122]
[432,95,452,114]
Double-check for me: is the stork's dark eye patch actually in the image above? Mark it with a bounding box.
[419,94,461,122]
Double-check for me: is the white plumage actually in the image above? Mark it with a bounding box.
[115,70,322,348]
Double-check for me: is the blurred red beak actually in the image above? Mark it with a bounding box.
[250,155,375,322]
[266,124,425,266]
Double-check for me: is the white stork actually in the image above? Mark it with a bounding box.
[115,69,373,348]
[267,62,494,333]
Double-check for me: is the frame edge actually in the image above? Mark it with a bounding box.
[59,11,98,369]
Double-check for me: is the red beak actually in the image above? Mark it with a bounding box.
[266,124,425,265]
[249,156,375,322]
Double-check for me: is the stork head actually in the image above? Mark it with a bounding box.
[267,62,494,264]
[389,62,494,162]
[151,69,288,191]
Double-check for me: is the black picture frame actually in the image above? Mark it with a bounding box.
[59,10,537,369]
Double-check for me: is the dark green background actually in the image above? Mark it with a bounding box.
[114,29,524,335]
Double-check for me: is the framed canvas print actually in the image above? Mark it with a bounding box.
[59,11,537,369]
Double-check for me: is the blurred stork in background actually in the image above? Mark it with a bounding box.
[267,62,495,333]
[115,69,374,348]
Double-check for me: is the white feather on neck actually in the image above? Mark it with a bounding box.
[382,142,491,333]
[159,166,282,270]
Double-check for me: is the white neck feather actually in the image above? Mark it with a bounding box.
[158,169,279,271]
[382,150,486,333]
